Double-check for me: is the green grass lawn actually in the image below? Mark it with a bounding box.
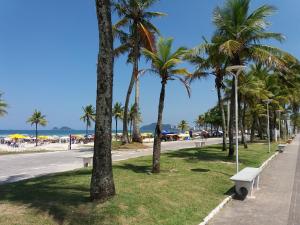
[0,143,276,225]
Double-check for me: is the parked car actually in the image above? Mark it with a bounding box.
[160,131,179,142]
[212,130,223,137]
[193,130,210,139]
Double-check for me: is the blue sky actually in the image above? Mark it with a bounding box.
[0,0,299,130]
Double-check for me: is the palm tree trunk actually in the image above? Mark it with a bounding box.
[228,77,235,157]
[250,114,255,143]
[86,122,89,137]
[258,117,264,140]
[115,118,118,141]
[242,101,248,148]
[122,27,139,144]
[285,118,289,138]
[35,123,38,147]
[132,77,142,143]
[90,0,115,202]
[122,72,135,144]
[130,120,133,142]
[272,110,277,141]
[216,81,227,151]
[153,80,166,173]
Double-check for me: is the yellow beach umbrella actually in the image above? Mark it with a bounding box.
[38,135,49,140]
[8,134,28,139]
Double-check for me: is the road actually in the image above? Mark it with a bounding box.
[0,138,222,184]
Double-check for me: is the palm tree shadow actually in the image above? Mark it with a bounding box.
[166,146,235,163]
[114,163,151,173]
[190,168,210,173]
[0,170,92,224]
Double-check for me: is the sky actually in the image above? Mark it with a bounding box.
[0,0,300,130]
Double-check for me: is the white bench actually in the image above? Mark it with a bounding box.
[230,167,261,198]
[278,144,287,153]
[194,141,206,148]
[77,155,93,167]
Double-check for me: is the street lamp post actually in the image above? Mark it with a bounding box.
[227,101,230,138]
[226,65,246,173]
[263,99,272,153]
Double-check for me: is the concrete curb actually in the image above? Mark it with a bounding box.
[260,151,279,170]
[198,194,234,225]
[198,150,279,225]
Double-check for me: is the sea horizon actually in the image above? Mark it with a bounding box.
[0,129,154,137]
[0,129,94,137]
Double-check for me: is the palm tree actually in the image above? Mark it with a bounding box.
[114,0,165,144]
[187,38,228,151]
[128,104,142,141]
[0,92,8,118]
[213,0,291,157]
[27,110,47,146]
[112,102,124,140]
[178,120,189,133]
[142,37,191,173]
[90,0,115,202]
[194,115,205,130]
[80,105,96,137]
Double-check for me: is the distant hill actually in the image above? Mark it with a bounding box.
[52,126,72,131]
[140,123,177,132]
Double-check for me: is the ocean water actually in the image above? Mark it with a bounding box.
[0,130,153,137]
[0,130,93,137]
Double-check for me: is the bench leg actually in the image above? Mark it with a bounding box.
[250,181,254,197]
[256,176,260,190]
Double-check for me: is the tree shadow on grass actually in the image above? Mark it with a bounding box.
[0,169,94,224]
[166,145,235,164]
[114,163,152,173]
[190,168,210,173]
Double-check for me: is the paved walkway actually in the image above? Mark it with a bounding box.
[0,138,221,184]
[210,135,300,225]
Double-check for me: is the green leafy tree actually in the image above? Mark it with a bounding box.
[187,39,228,150]
[80,105,96,136]
[27,110,47,146]
[213,0,291,157]
[114,0,165,144]
[178,120,189,133]
[194,115,205,129]
[0,92,8,118]
[142,37,191,173]
[112,102,124,140]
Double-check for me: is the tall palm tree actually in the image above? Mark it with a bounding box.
[27,110,47,146]
[80,105,96,137]
[194,115,205,130]
[142,37,191,173]
[213,0,290,157]
[114,0,165,144]
[0,92,8,118]
[90,0,115,202]
[187,38,228,151]
[112,102,124,140]
[178,120,189,133]
[128,104,142,141]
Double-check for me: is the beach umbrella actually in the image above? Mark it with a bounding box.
[60,136,69,140]
[8,134,28,139]
[72,134,84,139]
[38,135,49,140]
